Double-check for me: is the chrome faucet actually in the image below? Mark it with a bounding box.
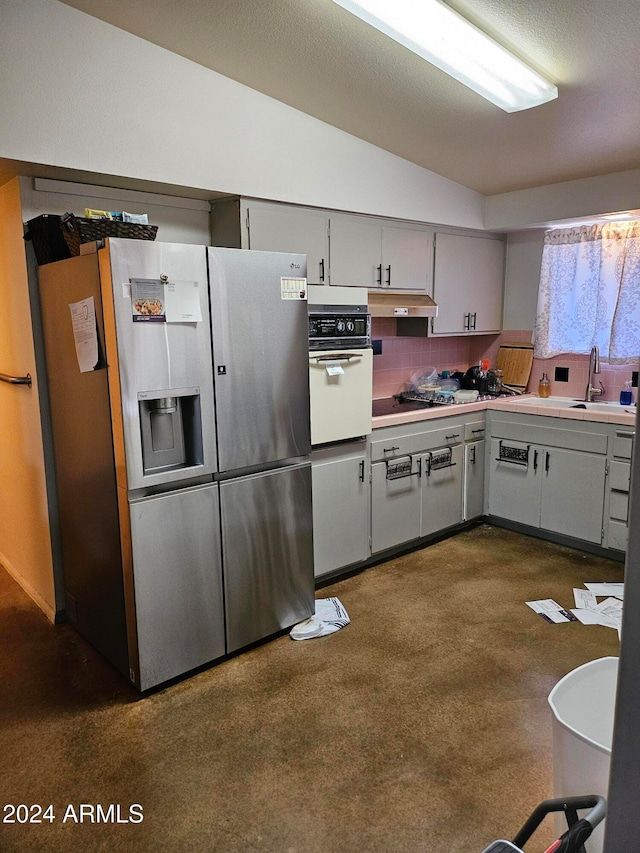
[585,345,605,401]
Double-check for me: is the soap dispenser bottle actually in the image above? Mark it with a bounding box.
[620,380,633,406]
[538,372,551,398]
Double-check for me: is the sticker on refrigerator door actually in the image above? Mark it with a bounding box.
[130,278,165,322]
[280,277,307,300]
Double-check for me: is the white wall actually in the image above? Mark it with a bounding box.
[503,230,545,331]
[486,169,640,231]
[0,0,485,230]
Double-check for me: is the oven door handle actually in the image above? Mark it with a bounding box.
[310,353,364,362]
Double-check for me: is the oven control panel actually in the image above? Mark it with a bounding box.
[308,311,371,350]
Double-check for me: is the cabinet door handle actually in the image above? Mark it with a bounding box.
[470,445,476,465]
[386,265,391,286]
[533,450,538,471]
[359,460,365,482]
[320,258,325,282]
[464,312,470,331]
[545,451,550,473]
[471,312,477,330]
[376,264,383,286]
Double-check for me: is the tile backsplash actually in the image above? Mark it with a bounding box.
[371,319,639,403]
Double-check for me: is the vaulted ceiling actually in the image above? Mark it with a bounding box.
[57,0,640,196]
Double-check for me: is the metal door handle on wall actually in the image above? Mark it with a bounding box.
[0,372,32,388]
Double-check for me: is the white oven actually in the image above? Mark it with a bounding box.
[308,290,372,446]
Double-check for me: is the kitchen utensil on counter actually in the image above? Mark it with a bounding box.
[462,365,487,392]
[487,368,504,395]
[538,372,551,397]
[495,342,534,393]
[454,389,479,403]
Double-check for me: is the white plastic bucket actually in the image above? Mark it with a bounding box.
[548,656,618,853]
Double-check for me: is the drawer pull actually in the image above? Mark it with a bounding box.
[385,455,420,480]
[311,353,363,362]
[427,448,455,475]
[496,441,529,467]
[471,428,485,434]
[383,445,400,455]
[446,433,461,441]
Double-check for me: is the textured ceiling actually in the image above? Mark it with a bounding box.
[59,0,640,196]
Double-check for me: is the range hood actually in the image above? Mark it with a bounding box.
[368,291,438,318]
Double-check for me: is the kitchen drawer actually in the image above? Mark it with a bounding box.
[370,421,464,462]
[608,519,629,551]
[609,490,629,522]
[490,418,608,454]
[464,420,486,441]
[609,460,631,492]
[613,429,634,460]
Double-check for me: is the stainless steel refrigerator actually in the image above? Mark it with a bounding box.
[38,239,313,691]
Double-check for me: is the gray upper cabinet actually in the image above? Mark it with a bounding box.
[329,214,432,291]
[247,203,328,285]
[431,232,505,335]
[210,198,328,285]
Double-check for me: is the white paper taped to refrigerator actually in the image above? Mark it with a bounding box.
[69,296,99,373]
[164,280,202,323]
[128,278,202,323]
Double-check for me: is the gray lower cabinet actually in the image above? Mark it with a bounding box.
[464,439,486,520]
[606,427,634,551]
[312,444,369,578]
[464,417,486,521]
[421,443,463,535]
[371,454,422,553]
[370,420,465,554]
[488,437,607,544]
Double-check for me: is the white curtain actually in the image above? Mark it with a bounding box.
[534,222,640,363]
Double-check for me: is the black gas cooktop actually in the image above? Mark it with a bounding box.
[372,394,504,418]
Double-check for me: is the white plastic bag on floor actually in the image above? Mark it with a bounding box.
[289,597,350,640]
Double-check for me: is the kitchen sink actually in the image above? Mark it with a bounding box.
[516,396,635,413]
[570,401,636,412]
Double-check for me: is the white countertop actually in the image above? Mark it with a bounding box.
[372,395,637,430]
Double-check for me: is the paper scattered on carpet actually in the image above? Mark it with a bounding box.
[290,597,350,641]
[527,582,624,638]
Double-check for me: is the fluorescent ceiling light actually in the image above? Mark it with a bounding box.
[331,0,558,112]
